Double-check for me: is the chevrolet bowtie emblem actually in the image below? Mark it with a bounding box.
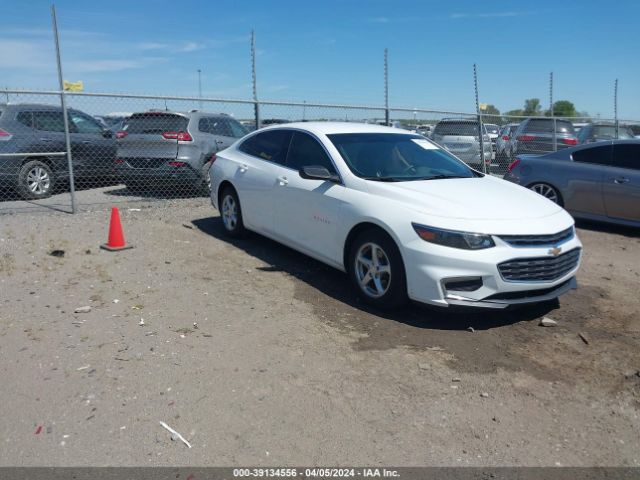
[548,246,562,256]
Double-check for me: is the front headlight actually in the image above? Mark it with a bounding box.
[412,223,495,250]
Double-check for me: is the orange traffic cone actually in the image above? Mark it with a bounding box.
[100,207,133,251]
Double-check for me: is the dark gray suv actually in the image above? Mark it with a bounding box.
[507,117,578,158]
[115,110,248,192]
[0,103,116,199]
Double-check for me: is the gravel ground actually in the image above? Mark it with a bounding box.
[0,192,639,467]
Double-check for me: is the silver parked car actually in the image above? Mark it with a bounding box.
[504,140,640,227]
[431,118,493,170]
[115,110,248,192]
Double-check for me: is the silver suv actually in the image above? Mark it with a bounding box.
[431,119,493,170]
[115,110,248,192]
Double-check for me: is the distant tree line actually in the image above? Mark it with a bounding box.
[482,99,589,119]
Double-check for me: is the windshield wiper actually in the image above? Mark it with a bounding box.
[419,174,470,181]
[361,176,403,182]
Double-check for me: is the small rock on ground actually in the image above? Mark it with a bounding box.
[540,317,557,327]
[74,306,92,313]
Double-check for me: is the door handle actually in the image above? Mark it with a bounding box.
[239,164,248,173]
[215,140,224,145]
[614,177,629,184]
[277,175,288,186]
[82,140,93,145]
[40,138,52,142]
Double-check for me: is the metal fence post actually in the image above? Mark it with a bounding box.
[51,4,76,213]
[384,48,390,126]
[251,30,260,129]
[614,78,619,139]
[473,64,486,174]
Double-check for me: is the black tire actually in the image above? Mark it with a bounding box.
[17,160,55,200]
[528,182,563,206]
[348,228,408,310]
[219,186,246,237]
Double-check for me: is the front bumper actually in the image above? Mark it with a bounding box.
[403,229,582,309]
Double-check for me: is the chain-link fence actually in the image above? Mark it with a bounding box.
[1,89,638,213]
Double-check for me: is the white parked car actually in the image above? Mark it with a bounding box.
[209,122,582,309]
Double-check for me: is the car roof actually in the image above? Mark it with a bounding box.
[0,103,66,111]
[257,121,415,136]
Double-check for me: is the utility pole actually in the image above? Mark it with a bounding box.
[197,69,202,108]
[251,30,260,129]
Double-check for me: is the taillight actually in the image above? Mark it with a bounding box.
[114,158,124,164]
[517,134,536,141]
[162,131,193,141]
[168,161,187,167]
[116,131,128,139]
[502,135,510,141]
[210,153,217,163]
[562,138,578,146]
[507,158,521,173]
[0,128,13,141]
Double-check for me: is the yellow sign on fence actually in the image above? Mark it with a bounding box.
[63,80,84,92]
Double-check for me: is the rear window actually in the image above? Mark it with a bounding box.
[485,124,499,134]
[593,125,634,140]
[125,113,188,134]
[433,121,480,136]
[525,119,575,134]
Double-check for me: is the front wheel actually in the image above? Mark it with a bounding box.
[220,187,246,237]
[18,160,55,200]
[349,229,408,310]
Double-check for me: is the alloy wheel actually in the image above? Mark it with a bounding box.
[530,183,559,204]
[27,166,51,195]
[221,194,238,231]
[354,242,392,298]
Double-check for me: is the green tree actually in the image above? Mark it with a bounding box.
[482,104,500,115]
[523,98,542,116]
[549,100,577,117]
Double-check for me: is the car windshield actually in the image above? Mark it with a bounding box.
[327,133,476,181]
[433,122,481,136]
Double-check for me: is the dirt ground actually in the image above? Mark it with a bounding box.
[0,197,639,467]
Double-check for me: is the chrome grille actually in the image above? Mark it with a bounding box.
[498,248,581,282]
[499,227,574,247]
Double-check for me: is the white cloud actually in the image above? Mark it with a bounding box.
[450,12,530,19]
[0,39,54,69]
[368,16,389,23]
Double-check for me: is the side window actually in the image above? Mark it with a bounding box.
[286,132,336,173]
[238,130,292,165]
[227,118,248,138]
[612,144,640,170]
[209,118,234,137]
[69,111,104,134]
[16,111,33,127]
[33,111,66,132]
[198,118,210,133]
[572,145,612,165]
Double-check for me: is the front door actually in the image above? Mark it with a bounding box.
[603,143,640,222]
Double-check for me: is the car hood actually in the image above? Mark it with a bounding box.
[363,175,564,221]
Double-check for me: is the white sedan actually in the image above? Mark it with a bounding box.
[209,122,582,309]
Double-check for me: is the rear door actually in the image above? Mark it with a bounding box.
[68,110,116,178]
[233,129,293,232]
[208,117,248,151]
[118,113,186,168]
[31,111,68,173]
[603,143,640,222]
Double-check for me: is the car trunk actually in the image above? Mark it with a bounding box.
[117,113,188,168]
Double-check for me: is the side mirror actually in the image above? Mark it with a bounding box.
[102,129,114,139]
[299,165,340,183]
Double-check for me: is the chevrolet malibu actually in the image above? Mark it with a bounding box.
[209,123,582,309]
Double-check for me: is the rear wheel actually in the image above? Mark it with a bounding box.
[348,229,407,310]
[220,187,246,237]
[529,183,562,205]
[17,160,54,200]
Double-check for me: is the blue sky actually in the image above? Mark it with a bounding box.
[1,0,639,118]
